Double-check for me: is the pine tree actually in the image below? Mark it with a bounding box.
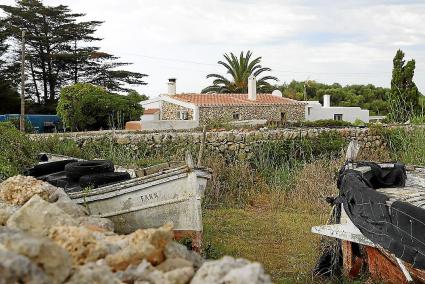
[0,26,20,114]
[0,0,147,105]
[388,49,420,122]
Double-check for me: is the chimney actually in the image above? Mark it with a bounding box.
[248,75,257,101]
[168,78,176,95]
[323,94,331,108]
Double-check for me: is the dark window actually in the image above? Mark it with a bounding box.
[233,113,240,120]
[334,114,343,121]
[307,107,312,116]
[177,111,188,120]
[280,112,286,121]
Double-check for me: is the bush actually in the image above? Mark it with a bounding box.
[57,83,144,131]
[0,122,37,181]
[383,127,425,165]
[300,119,352,127]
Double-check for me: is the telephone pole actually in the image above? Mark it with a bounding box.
[20,30,26,132]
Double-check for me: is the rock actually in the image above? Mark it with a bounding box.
[56,201,89,217]
[0,227,72,284]
[105,224,173,271]
[66,262,121,284]
[0,250,50,284]
[0,175,57,206]
[164,241,204,269]
[0,201,19,225]
[156,257,193,273]
[221,263,271,284]
[116,136,131,145]
[77,216,115,231]
[7,195,78,236]
[49,226,111,266]
[190,256,272,284]
[116,260,169,284]
[165,267,194,284]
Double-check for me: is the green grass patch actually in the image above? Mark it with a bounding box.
[203,208,329,283]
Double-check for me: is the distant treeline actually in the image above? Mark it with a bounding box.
[275,81,391,116]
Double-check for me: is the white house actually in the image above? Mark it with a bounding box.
[138,78,305,130]
[303,95,369,123]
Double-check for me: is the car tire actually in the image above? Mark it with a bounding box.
[65,160,114,181]
[25,159,78,177]
[79,172,131,188]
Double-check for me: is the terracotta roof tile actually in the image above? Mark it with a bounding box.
[143,108,160,114]
[168,93,305,107]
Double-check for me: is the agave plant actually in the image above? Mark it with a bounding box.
[202,51,278,93]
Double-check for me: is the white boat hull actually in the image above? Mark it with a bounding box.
[69,166,210,234]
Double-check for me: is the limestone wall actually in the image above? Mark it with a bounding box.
[34,127,388,158]
[198,104,305,125]
[161,101,194,120]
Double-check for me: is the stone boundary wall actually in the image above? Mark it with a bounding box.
[32,127,390,156]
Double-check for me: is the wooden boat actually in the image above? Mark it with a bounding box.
[312,161,425,283]
[34,153,212,251]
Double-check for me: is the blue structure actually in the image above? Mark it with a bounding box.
[0,114,60,133]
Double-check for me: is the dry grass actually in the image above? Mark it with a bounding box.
[202,158,346,283]
[283,158,341,213]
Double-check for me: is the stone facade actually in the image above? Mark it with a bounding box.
[199,105,305,125]
[161,101,305,124]
[161,101,193,120]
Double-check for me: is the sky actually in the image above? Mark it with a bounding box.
[3,0,425,97]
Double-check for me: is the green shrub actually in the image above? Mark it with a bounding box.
[301,119,352,127]
[0,122,37,180]
[5,117,35,133]
[57,83,144,131]
[383,127,425,165]
[36,136,82,158]
[352,118,366,127]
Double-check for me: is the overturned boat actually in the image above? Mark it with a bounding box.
[312,145,425,283]
[27,153,212,251]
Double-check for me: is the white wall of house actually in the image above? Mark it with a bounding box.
[304,96,369,123]
[141,113,160,122]
[141,120,199,130]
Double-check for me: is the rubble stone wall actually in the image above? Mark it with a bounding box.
[33,127,389,158]
[198,104,305,125]
[161,101,194,120]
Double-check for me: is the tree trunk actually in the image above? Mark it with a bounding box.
[29,58,40,104]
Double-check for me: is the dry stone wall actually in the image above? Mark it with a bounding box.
[34,127,387,158]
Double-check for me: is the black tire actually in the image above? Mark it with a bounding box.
[65,160,114,181]
[48,177,70,188]
[79,172,131,188]
[25,159,78,177]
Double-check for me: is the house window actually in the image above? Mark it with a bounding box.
[280,112,287,122]
[233,113,240,120]
[307,107,312,116]
[177,111,188,120]
[334,114,343,121]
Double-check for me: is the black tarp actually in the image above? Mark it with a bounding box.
[338,162,425,269]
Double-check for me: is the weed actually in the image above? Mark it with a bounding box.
[0,122,38,181]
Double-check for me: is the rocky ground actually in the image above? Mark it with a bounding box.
[0,175,272,284]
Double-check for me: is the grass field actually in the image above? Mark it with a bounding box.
[203,207,330,283]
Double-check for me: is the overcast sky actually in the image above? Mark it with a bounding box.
[4,0,425,97]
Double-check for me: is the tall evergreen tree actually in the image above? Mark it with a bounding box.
[388,49,420,122]
[0,25,20,114]
[0,0,147,105]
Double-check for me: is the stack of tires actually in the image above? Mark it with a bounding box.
[64,160,130,188]
[27,159,131,190]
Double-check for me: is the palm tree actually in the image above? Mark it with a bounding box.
[202,51,278,93]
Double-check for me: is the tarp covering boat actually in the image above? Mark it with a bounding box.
[338,161,425,269]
